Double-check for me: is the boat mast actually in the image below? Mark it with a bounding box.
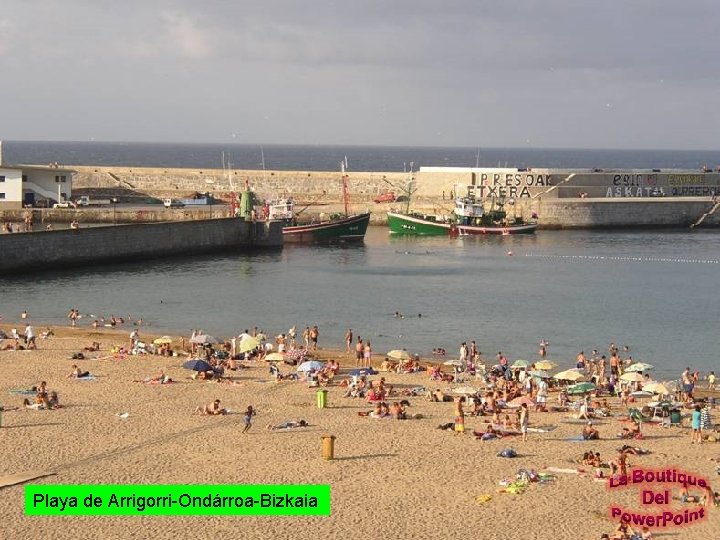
[341,157,350,217]
[406,163,414,214]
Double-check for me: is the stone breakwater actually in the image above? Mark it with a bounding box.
[18,165,720,229]
[0,218,282,274]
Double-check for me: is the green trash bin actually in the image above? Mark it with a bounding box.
[317,389,328,409]
[670,410,682,425]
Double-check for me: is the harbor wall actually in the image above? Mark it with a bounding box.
[11,165,720,229]
[71,164,720,203]
[519,198,720,229]
[0,219,282,274]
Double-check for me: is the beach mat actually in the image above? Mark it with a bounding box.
[0,470,56,489]
[8,389,36,395]
[564,436,593,442]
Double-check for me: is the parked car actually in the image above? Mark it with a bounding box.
[374,191,396,203]
[53,200,76,209]
[163,198,186,208]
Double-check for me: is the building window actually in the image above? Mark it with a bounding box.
[0,175,5,182]
[54,175,66,183]
[22,175,27,182]
[61,192,67,199]
[0,193,5,199]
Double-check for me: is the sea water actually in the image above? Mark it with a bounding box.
[1,227,718,379]
[1,142,719,379]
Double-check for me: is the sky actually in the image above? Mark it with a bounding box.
[1,0,720,149]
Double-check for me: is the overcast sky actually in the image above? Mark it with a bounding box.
[1,1,719,149]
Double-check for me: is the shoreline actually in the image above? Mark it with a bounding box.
[1,322,718,539]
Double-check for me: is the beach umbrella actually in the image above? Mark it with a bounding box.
[511,359,531,369]
[664,380,681,393]
[387,349,411,361]
[153,336,173,345]
[443,359,463,367]
[239,337,260,353]
[567,382,597,395]
[534,360,558,371]
[625,362,654,373]
[297,360,324,372]
[265,352,286,361]
[507,395,536,408]
[528,370,550,379]
[620,372,645,383]
[554,370,586,382]
[642,382,670,395]
[182,359,213,372]
[190,334,221,345]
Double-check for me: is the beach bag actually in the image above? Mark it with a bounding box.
[498,448,517,458]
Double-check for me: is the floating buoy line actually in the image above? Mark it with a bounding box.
[522,254,719,264]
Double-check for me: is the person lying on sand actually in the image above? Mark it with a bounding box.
[609,522,636,540]
[617,421,643,440]
[135,370,171,384]
[194,399,226,416]
[267,419,309,430]
[68,365,90,378]
[582,421,600,440]
[83,342,101,352]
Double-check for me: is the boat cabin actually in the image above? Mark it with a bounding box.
[265,198,294,221]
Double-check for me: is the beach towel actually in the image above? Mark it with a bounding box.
[77,375,96,381]
[499,480,528,494]
[8,389,37,395]
[543,467,583,474]
[475,494,492,504]
[528,426,557,433]
[0,470,56,489]
[564,435,592,442]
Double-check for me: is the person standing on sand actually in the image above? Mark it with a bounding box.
[24,324,37,350]
[363,341,372,368]
[519,403,529,441]
[454,396,465,433]
[302,327,310,349]
[243,406,256,433]
[691,404,702,444]
[130,329,139,349]
[355,337,364,367]
[288,326,296,348]
[344,329,353,353]
[309,325,319,350]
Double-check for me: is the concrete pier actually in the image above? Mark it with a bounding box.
[0,218,282,275]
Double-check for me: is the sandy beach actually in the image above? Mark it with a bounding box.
[0,323,718,540]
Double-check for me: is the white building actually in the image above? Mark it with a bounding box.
[0,141,75,209]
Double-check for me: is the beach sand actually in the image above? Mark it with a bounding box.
[0,324,718,539]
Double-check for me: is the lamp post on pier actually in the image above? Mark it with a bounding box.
[111,197,118,225]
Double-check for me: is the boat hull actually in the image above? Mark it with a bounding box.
[387,212,536,235]
[283,213,371,243]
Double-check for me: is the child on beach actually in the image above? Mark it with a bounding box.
[243,406,256,433]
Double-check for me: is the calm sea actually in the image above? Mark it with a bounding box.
[1,142,719,379]
[3,140,720,171]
